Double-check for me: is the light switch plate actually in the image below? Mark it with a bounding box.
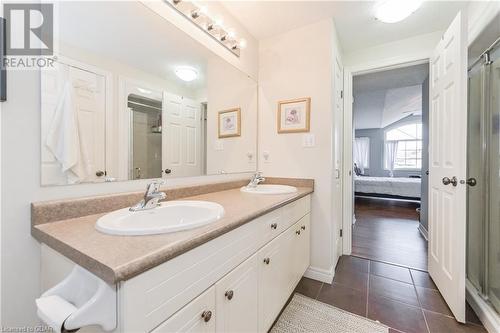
[214,140,224,151]
[302,134,315,147]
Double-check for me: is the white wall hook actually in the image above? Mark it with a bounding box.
[36,266,117,332]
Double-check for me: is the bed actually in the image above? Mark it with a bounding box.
[355,176,421,199]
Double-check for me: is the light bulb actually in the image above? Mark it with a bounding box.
[239,39,247,49]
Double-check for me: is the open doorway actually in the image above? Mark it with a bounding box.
[350,63,430,271]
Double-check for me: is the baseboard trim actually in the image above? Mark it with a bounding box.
[466,280,500,333]
[304,265,335,284]
[418,224,428,241]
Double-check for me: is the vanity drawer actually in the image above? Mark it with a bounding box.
[282,196,310,225]
[151,286,215,333]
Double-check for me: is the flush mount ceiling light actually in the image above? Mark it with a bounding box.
[175,67,198,82]
[137,87,152,94]
[374,0,423,23]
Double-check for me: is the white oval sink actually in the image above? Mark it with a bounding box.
[240,184,298,195]
[96,201,225,236]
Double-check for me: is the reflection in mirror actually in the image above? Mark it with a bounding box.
[41,1,257,186]
[128,94,163,180]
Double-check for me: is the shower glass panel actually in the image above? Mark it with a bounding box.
[467,46,500,315]
[128,94,163,180]
[488,53,500,313]
[467,65,485,293]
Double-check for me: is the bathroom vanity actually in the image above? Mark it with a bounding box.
[32,179,313,332]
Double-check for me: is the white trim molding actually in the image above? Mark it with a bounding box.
[418,224,428,241]
[304,265,335,284]
[466,280,500,333]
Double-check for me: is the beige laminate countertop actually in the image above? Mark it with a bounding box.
[32,186,313,284]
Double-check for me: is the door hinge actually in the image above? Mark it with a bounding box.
[340,229,343,237]
[340,90,344,99]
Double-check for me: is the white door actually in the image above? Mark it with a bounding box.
[333,56,344,261]
[41,62,106,185]
[215,253,259,333]
[163,92,202,178]
[428,11,467,322]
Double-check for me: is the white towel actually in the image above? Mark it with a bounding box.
[46,69,90,184]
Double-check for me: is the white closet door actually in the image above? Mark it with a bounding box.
[41,63,106,185]
[428,11,467,322]
[162,92,201,178]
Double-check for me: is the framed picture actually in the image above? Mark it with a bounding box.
[277,97,310,133]
[218,108,241,138]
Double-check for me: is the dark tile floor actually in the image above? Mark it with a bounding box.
[352,197,427,270]
[294,256,486,333]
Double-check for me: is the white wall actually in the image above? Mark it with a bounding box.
[344,31,442,70]
[258,18,343,282]
[467,0,500,45]
[0,2,258,327]
[206,57,257,174]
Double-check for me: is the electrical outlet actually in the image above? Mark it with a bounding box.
[263,151,271,163]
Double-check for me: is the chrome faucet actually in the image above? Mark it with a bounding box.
[247,172,265,188]
[130,179,166,212]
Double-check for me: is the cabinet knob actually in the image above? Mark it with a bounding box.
[301,225,306,230]
[270,223,278,230]
[263,258,270,265]
[225,290,234,300]
[201,310,212,322]
[296,230,301,235]
[95,170,105,177]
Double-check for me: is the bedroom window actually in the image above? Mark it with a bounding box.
[385,123,422,170]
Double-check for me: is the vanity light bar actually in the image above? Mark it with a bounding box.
[164,0,242,57]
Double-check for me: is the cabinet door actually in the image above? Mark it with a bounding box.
[152,286,215,333]
[295,214,311,283]
[215,253,259,333]
[258,226,296,332]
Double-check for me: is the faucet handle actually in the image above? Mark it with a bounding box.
[146,179,166,194]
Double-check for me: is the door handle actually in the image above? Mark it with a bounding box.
[225,290,234,300]
[442,176,457,186]
[460,178,477,186]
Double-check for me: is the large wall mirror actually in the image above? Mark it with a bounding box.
[41,1,257,186]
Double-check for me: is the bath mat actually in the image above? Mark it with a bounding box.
[270,293,389,333]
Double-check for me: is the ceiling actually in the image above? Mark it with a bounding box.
[354,63,429,93]
[353,63,429,129]
[220,1,469,52]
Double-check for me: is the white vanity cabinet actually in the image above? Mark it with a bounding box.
[40,195,311,333]
[152,213,311,333]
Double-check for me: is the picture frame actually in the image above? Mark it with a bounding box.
[277,97,310,133]
[218,108,241,138]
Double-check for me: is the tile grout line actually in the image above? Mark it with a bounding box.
[410,269,431,333]
[366,260,371,318]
